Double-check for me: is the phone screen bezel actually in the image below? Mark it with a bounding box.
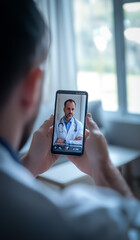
[51,90,88,156]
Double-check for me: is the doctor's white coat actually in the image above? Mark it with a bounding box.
[53,117,83,145]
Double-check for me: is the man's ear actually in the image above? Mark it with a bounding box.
[20,67,43,111]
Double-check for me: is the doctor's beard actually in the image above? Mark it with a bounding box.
[65,113,73,120]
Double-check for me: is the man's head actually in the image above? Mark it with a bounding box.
[63,99,76,121]
[0,0,50,149]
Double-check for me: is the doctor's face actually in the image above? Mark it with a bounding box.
[64,101,75,121]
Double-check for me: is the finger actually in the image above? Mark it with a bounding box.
[85,129,89,139]
[75,136,82,140]
[42,114,54,129]
[49,126,53,135]
[86,113,99,131]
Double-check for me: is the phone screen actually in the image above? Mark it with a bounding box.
[51,90,88,156]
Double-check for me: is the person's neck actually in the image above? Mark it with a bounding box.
[0,107,22,151]
[64,116,72,123]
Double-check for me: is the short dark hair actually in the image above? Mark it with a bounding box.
[0,0,50,109]
[64,99,76,107]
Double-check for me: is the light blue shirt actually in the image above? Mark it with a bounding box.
[63,117,72,133]
[63,117,73,145]
[0,143,140,239]
[0,137,19,163]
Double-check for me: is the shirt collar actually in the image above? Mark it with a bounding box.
[63,117,73,124]
[0,137,20,163]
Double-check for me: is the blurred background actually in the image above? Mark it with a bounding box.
[37,0,140,114]
[30,0,140,149]
[21,0,140,196]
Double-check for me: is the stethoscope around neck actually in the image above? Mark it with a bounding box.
[58,117,77,133]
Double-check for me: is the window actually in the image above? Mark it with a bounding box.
[73,0,140,115]
[123,2,140,114]
[73,0,117,111]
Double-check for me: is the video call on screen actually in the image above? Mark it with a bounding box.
[52,92,87,154]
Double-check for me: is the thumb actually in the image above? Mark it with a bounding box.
[85,129,89,139]
[86,113,99,131]
[42,115,54,130]
[49,126,53,135]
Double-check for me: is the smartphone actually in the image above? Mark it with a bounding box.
[51,90,88,156]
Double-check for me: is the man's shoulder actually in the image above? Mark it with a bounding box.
[0,146,58,215]
[0,146,35,190]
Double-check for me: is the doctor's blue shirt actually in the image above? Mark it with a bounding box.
[63,117,73,145]
[63,117,72,133]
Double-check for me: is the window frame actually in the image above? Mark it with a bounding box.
[110,0,140,120]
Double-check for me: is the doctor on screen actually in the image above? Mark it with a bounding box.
[53,99,83,145]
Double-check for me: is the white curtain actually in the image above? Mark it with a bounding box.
[21,0,77,154]
[37,0,77,106]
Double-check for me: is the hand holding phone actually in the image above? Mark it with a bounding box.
[51,90,88,156]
